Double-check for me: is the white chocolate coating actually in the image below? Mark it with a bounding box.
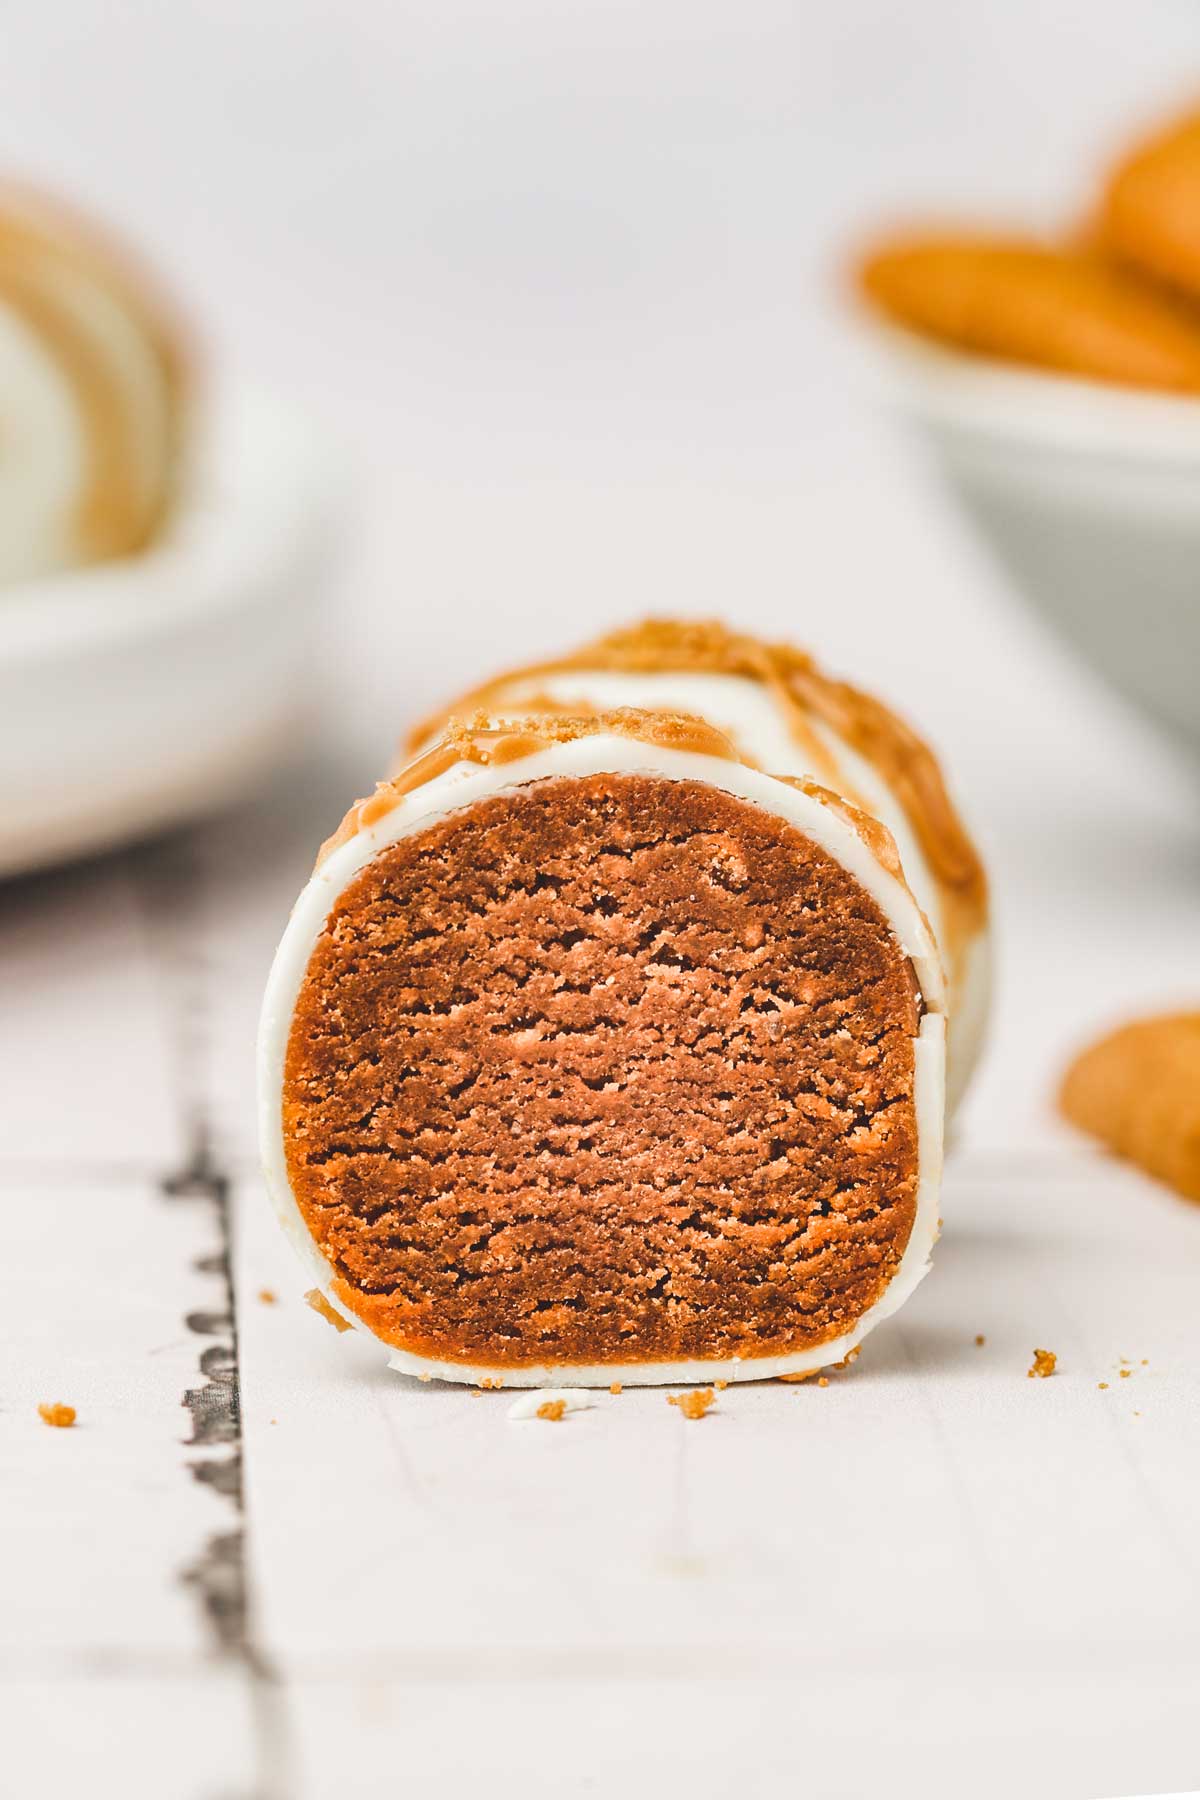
[258,732,947,1387]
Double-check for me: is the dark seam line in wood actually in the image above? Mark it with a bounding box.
[137,832,293,1800]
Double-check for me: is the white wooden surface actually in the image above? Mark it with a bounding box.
[3,8,1200,1794]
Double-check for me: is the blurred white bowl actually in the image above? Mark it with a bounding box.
[0,385,343,877]
[871,327,1200,756]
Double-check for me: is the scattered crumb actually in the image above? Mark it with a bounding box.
[1141,1359,1149,1366]
[779,1369,819,1384]
[258,1288,277,1305]
[1028,1348,1057,1379]
[270,1418,278,1425]
[609,1382,622,1395]
[1119,1367,1132,1379]
[668,1388,715,1420]
[1099,1382,1109,1390]
[818,1377,829,1388]
[304,1289,353,1333]
[506,1389,591,1422]
[975,1334,985,1347]
[1134,1411,1142,1417]
[714,1379,728,1390]
[833,1347,861,1370]
[38,1403,76,1429]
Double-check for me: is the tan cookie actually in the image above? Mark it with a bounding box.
[1060,1012,1200,1202]
[1101,108,1200,301]
[857,232,1200,392]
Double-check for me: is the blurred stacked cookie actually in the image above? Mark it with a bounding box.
[0,189,187,585]
[856,101,1200,394]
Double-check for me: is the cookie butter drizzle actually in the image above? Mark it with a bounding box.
[406,620,987,964]
[316,704,916,907]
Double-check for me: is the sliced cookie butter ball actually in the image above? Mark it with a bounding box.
[258,623,988,1388]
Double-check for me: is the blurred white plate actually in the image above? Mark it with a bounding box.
[867,325,1200,757]
[0,385,343,877]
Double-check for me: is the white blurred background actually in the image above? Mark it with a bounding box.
[3,0,1196,1140]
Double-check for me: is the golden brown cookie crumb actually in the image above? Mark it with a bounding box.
[779,1369,819,1384]
[669,1388,715,1420]
[304,1288,353,1333]
[38,1402,76,1428]
[258,1288,277,1305]
[609,1382,622,1395]
[478,1377,503,1391]
[1028,1348,1057,1379]
[714,1380,728,1390]
[1060,1013,1200,1202]
[536,1400,566,1422]
[1099,1382,1109,1390]
[818,1377,829,1387]
[975,1334,986,1347]
[833,1348,861,1370]
[1119,1367,1132,1379]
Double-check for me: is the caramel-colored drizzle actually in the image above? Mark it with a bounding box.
[315,704,908,902]
[407,619,988,951]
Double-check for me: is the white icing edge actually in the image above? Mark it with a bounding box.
[257,733,947,1387]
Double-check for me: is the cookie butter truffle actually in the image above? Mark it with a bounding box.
[0,188,187,585]
[259,623,988,1388]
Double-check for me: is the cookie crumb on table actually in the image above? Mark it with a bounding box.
[669,1388,715,1420]
[1028,1348,1057,1379]
[1099,1382,1109,1390]
[818,1377,829,1388]
[304,1288,353,1332]
[38,1403,76,1428]
[506,1389,590,1421]
[1119,1368,1132,1379]
[609,1383,622,1395]
[258,1288,277,1305]
[975,1334,985,1347]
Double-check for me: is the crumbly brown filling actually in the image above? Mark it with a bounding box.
[283,774,922,1368]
